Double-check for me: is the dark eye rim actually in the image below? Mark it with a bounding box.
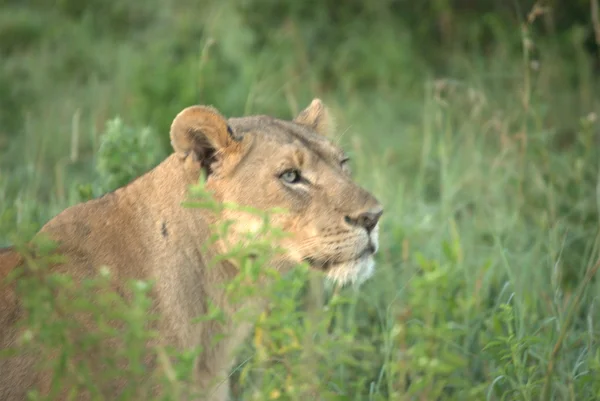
[279,169,303,184]
[340,157,351,168]
[340,157,352,173]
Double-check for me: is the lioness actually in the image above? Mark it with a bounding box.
[0,99,383,400]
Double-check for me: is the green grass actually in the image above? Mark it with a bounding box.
[1,0,599,400]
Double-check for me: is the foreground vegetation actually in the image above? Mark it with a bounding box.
[1,0,599,399]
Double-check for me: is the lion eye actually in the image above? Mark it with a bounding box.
[280,169,302,184]
[341,157,351,173]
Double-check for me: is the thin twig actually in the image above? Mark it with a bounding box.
[539,259,600,401]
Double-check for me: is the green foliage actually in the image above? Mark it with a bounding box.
[1,0,600,400]
[4,234,208,400]
[6,239,158,399]
[93,117,164,195]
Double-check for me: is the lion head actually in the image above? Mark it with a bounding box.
[170,99,383,286]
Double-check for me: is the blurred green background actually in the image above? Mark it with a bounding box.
[1,0,599,400]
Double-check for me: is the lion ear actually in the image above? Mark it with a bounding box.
[170,105,240,162]
[293,98,335,137]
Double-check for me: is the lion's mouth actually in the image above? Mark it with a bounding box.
[303,243,376,271]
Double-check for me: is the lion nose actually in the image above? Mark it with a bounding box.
[345,206,383,233]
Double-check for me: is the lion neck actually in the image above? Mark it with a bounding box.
[126,154,263,347]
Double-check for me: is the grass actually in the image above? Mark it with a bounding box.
[1,0,600,400]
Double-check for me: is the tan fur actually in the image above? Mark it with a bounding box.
[0,99,383,400]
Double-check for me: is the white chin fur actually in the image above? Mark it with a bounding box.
[325,255,375,287]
